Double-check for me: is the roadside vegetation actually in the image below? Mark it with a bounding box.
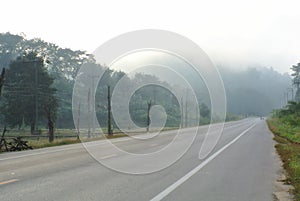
[268,101,300,200]
[267,62,300,200]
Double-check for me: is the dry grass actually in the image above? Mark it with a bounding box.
[28,138,81,149]
[27,132,131,149]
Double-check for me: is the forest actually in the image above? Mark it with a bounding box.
[0,32,292,136]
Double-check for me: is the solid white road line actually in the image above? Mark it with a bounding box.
[0,179,19,186]
[150,122,257,201]
[0,146,83,161]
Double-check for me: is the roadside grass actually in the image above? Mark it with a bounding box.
[267,119,300,200]
[28,138,81,149]
[268,118,300,143]
[24,126,182,149]
[28,132,130,149]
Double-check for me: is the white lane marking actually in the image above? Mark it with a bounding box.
[99,154,117,160]
[0,179,19,185]
[150,123,257,201]
[0,140,110,161]
[0,146,82,161]
[223,120,255,130]
[0,119,256,161]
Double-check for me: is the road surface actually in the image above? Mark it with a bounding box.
[0,118,278,201]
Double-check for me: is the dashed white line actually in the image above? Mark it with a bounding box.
[99,154,117,160]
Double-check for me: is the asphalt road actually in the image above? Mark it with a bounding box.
[0,118,278,201]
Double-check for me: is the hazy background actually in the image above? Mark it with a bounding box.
[0,0,297,130]
[0,0,299,73]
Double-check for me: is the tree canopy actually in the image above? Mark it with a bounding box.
[2,52,57,134]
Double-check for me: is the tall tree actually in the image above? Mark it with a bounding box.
[291,63,300,102]
[2,52,58,136]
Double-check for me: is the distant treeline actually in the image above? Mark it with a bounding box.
[0,32,291,131]
[0,32,211,130]
[219,66,291,116]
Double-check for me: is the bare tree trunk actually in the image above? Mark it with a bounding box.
[107,86,113,135]
[47,112,54,142]
[30,123,35,135]
[0,68,6,96]
[147,100,152,132]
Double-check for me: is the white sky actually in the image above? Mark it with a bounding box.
[1,0,300,73]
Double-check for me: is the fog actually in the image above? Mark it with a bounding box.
[110,50,291,116]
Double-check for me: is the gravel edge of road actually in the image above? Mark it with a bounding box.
[272,138,295,201]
